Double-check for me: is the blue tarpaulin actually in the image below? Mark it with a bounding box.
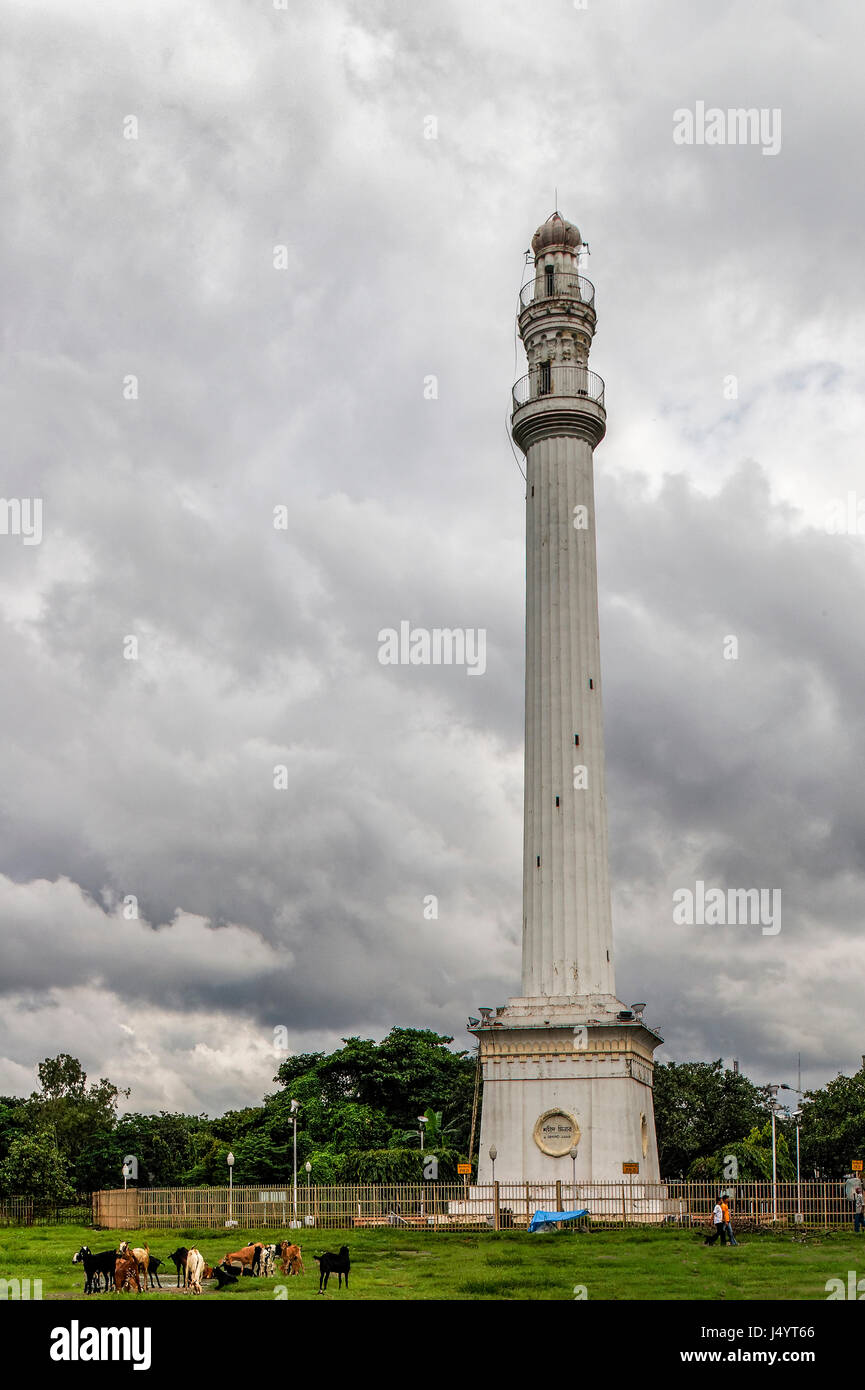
[529,1208,589,1233]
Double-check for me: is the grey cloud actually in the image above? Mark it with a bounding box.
[1,0,864,1106]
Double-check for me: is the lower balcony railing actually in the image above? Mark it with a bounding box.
[512,365,605,412]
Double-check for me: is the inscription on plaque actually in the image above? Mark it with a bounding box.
[533,1108,581,1157]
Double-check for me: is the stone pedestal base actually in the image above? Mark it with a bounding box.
[471,995,663,1184]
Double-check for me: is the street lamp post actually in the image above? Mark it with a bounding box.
[771,1108,778,1223]
[290,1099,300,1226]
[227,1151,235,1226]
[305,1159,312,1224]
[791,1111,803,1222]
[767,1086,780,1223]
[778,1082,807,1224]
[489,1144,497,1185]
[569,1144,579,1198]
[417,1116,428,1220]
[122,1161,131,1192]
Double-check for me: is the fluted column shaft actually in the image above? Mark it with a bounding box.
[521,433,615,997]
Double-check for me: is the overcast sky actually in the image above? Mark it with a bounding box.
[1,0,864,1117]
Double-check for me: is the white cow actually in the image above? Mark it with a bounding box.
[185,1247,206,1294]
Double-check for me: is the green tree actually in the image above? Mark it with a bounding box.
[687,1119,795,1181]
[392,1107,461,1150]
[0,1098,28,1174]
[653,1060,772,1176]
[339,1147,461,1182]
[272,1027,475,1166]
[796,1069,865,1177]
[0,1131,76,1202]
[27,1054,128,1190]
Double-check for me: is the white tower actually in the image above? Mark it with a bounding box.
[471,212,663,1184]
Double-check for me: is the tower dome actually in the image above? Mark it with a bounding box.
[531,211,582,254]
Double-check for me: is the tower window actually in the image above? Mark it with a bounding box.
[536,856,541,867]
[574,734,580,746]
[545,264,555,297]
[539,360,552,395]
[588,678,594,689]
[555,796,560,807]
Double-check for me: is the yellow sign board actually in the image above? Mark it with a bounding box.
[457,1163,472,1175]
[622,1162,640,1175]
[852,1160,863,1172]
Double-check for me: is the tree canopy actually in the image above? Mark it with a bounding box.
[652,1059,773,1177]
[1,1038,863,1197]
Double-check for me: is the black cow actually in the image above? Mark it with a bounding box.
[72,1245,118,1294]
[168,1247,189,1288]
[314,1245,350,1293]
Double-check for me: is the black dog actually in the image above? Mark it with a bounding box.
[314,1245,350,1293]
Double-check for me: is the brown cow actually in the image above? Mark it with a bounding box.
[114,1252,142,1292]
[117,1241,150,1289]
[279,1243,304,1277]
[222,1243,261,1273]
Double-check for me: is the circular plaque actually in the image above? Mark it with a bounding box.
[533,1109,581,1157]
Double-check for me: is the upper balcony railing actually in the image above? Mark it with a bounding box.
[519,272,596,311]
[512,364,605,412]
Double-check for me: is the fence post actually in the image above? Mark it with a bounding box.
[525,1181,530,1230]
[493,1181,500,1231]
[555,1179,563,1230]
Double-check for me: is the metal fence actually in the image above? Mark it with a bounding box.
[0,1195,93,1227]
[90,1180,862,1232]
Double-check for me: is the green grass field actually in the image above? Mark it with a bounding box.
[0,1224,860,1301]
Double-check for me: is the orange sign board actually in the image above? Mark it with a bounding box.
[622,1162,640,1175]
[457,1163,472,1175]
[852,1160,864,1172]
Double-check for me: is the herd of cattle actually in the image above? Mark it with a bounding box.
[72,1239,351,1295]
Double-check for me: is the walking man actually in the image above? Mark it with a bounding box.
[721,1196,738,1245]
[854,1183,864,1233]
[704,1197,727,1245]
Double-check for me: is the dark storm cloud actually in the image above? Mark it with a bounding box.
[1,0,863,1110]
